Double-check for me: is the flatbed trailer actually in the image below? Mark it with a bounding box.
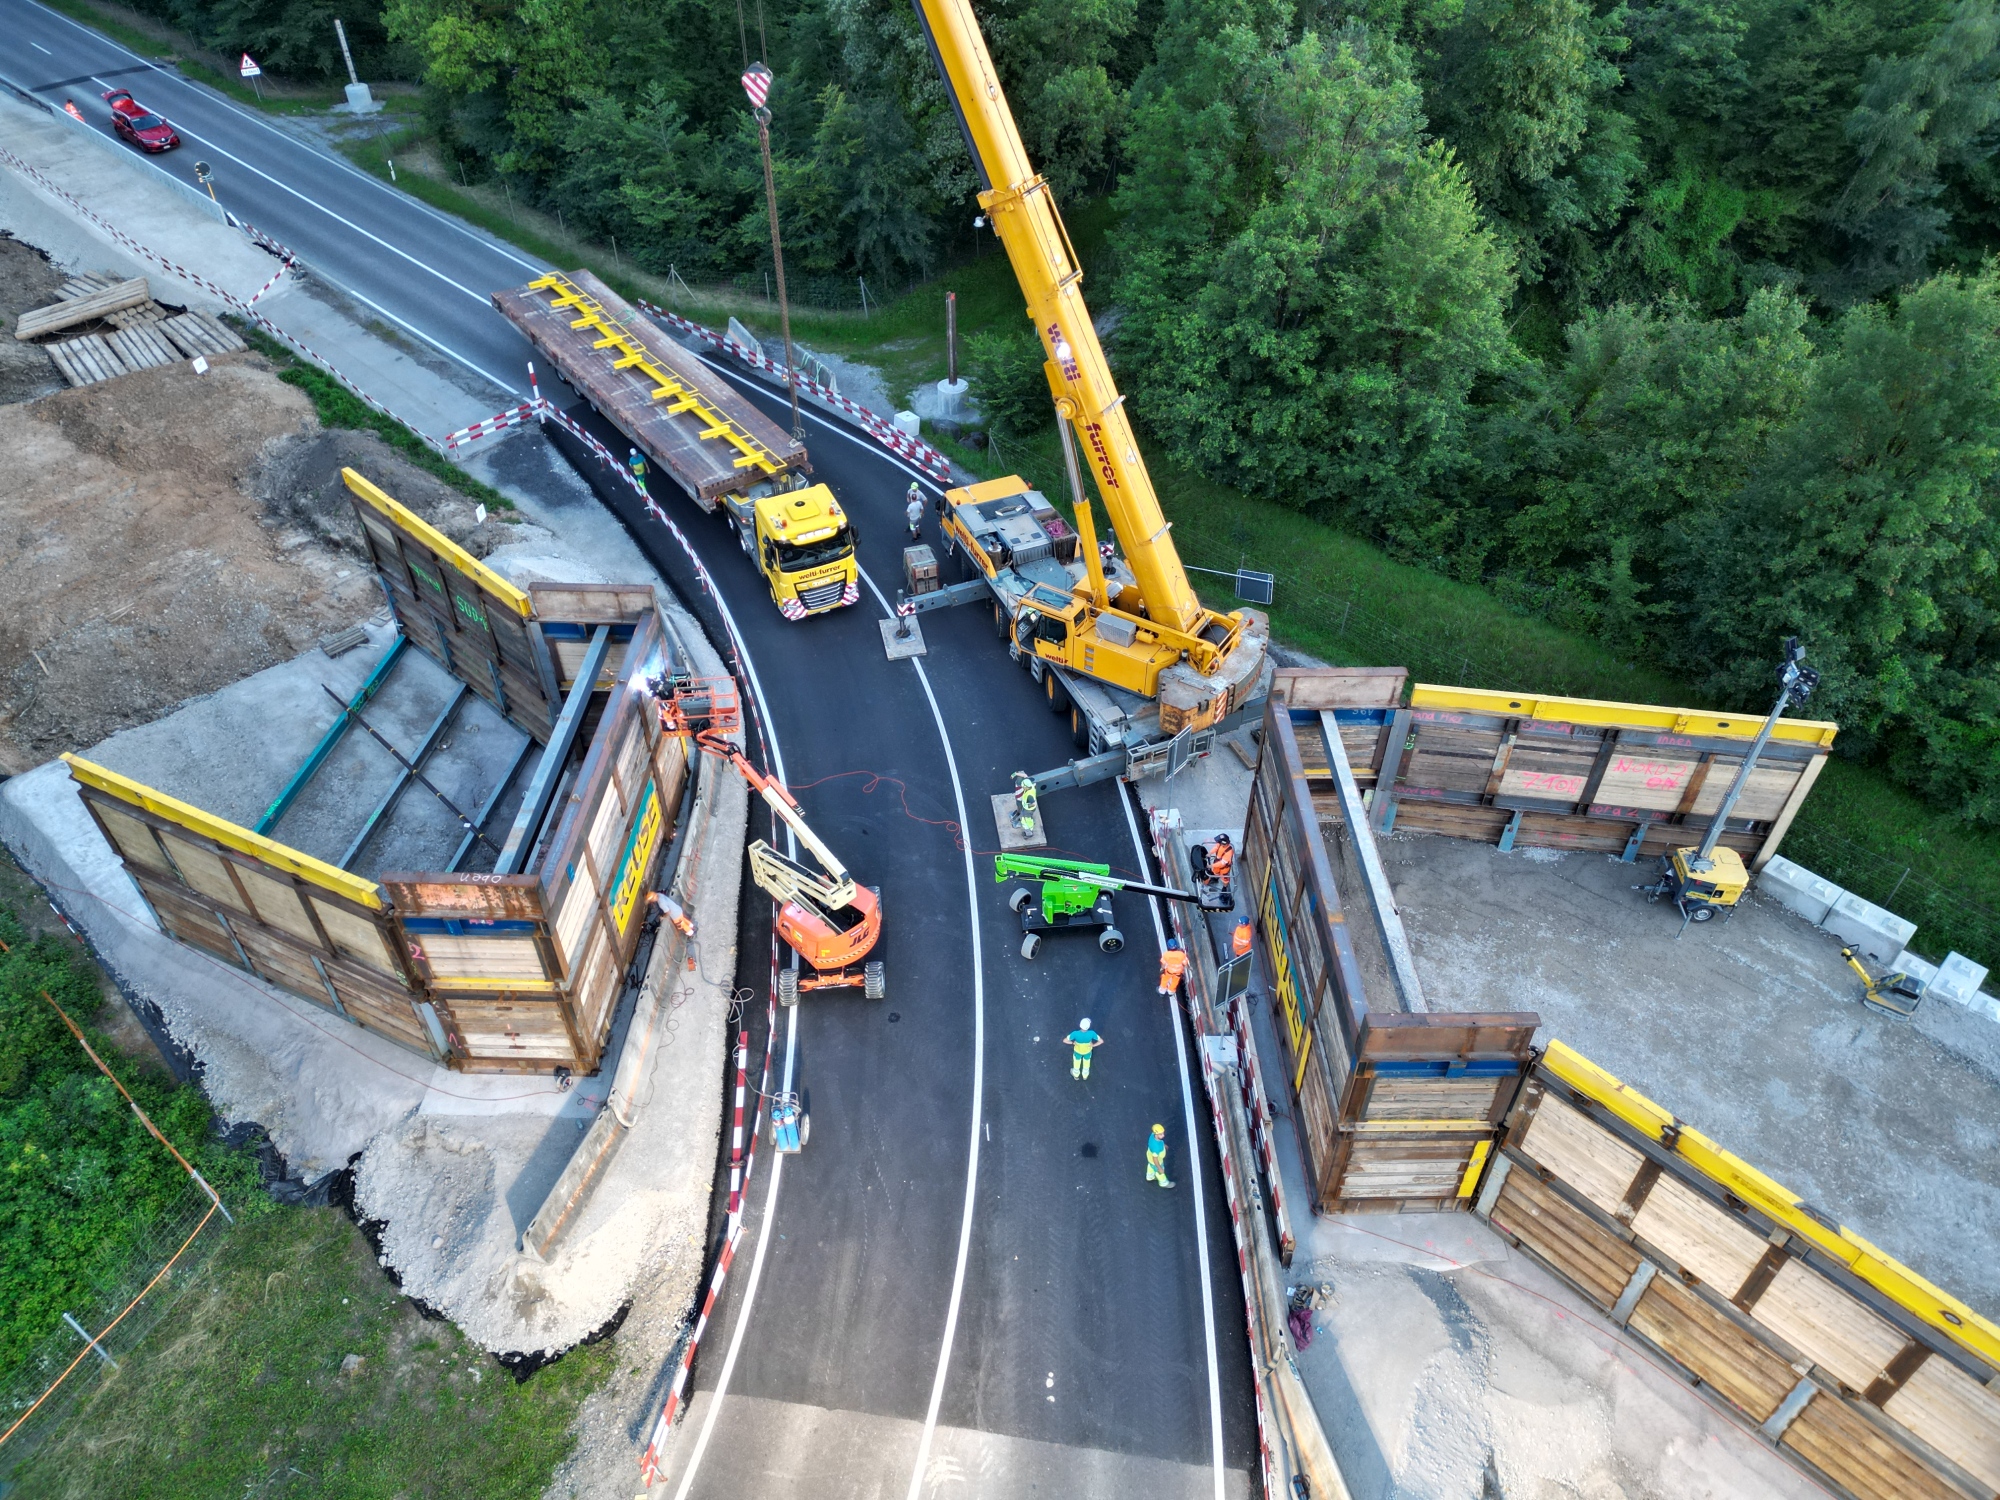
[493,270,809,512]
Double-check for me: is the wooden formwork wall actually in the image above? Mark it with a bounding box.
[345,469,561,745]
[64,757,442,1059]
[385,608,686,1072]
[1273,673,1838,868]
[1478,1045,2000,1500]
[1243,689,1538,1213]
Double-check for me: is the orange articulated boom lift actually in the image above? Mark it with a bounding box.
[900,0,1271,796]
[652,673,883,1004]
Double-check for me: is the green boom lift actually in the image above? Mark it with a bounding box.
[994,852,1203,960]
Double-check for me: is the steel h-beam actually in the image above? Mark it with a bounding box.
[1322,710,1428,1012]
[256,636,407,834]
[494,626,611,875]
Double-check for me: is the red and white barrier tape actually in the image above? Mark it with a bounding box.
[637,300,954,484]
[443,400,537,450]
[245,254,293,307]
[0,145,445,454]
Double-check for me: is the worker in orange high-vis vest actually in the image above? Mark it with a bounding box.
[1207,833,1235,890]
[1231,919,1253,959]
[1158,936,1187,998]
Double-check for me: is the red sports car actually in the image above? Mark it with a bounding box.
[102,90,180,152]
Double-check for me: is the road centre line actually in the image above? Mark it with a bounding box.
[1120,785,1227,1500]
[24,0,547,276]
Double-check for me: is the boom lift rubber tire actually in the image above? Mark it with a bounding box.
[1009,887,1033,913]
[778,967,800,1006]
[864,960,886,999]
[1045,672,1069,713]
[1021,933,1042,960]
[1098,928,1123,954]
[800,1112,810,1146]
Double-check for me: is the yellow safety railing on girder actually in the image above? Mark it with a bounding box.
[528,274,782,477]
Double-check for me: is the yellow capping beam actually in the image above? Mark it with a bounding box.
[341,469,533,620]
[1542,1040,2000,1371]
[1412,685,1839,748]
[63,754,386,911]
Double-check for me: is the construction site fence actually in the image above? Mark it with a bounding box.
[1479,1042,2000,1500]
[1780,820,1997,989]
[0,1178,229,1479]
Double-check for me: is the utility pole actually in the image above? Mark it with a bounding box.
[742,62,804,442]
[1691,637,1820,869]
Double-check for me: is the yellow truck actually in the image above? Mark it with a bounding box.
[723,483,860,619]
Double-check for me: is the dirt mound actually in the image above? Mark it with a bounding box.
[0,357,520,775]
[0,233,66,406]
[253,427,519,560]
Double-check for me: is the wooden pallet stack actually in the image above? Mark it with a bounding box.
[13,271,245,388]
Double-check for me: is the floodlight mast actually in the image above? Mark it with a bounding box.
[1692,637,1819,868]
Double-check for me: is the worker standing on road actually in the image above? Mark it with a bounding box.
[1231,919,1253,959]
[1066,1017,1102,1079]
[906,486,924,542]
[1158,936,1187,999]
[64,99,85,121]
[1145,1123,1175,1188]
[1010,771,1039,837]
[629,447,649,492]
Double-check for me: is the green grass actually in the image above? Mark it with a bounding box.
[12,1207,608,1499]
[234,323,512,511]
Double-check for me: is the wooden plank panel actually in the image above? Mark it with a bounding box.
[1364,1078,1507,1120]
[1490,1167,1643,1309]
[92,803,166,870]
[1756,1259,1910,1393]
[136,877,237,962]
[307,897,399,975]
[1630,1174,1769,1293]
[231,864,324,947]
[1886,1356,2000,1493]
[418,934,550,983]
[1627,1272,1796,1421]
[1687,760,1800,822]
[1518,1094,1644,1215]
[1783,1390,1969,1500]
[1594,751,1704,812]
[156,835,251,913]
[16,278,149,338]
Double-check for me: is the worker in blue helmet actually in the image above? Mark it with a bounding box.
[1158,935,1187,999]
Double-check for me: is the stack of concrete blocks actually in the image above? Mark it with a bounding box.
[1757,855,1995,1014]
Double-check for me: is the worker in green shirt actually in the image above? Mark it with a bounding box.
[1066,1018,1102,1080]
[1145,1123,1175,1188]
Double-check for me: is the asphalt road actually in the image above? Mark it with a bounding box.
[1,0,542,397]
[0,13,1259,1490]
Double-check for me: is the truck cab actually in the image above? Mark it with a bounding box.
[725,483,860,619]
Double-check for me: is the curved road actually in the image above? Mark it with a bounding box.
[0,11,1259,1492]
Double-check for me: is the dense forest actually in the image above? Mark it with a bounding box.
[122,0,2000,826]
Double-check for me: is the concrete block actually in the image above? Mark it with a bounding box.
[894,410,921,438]
[1822,890,1916,965]
[1757,855,1843,925]
[1931,952,1992,1008]
[1890,950,1940,995]
[1969,992,2000,1024]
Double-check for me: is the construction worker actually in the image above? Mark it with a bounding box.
[1145,1124,1175,1188]
[906,482,925,540]
[1066,1017,1102,1079]
[63,99,85,122]
[1010,771,1038,837]
[1158,936,1187,999]
[1231,919,1253,959]
[1206,833,1235,891]
[628,447,649,491]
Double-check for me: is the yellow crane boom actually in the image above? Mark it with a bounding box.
[914,0,1239,661]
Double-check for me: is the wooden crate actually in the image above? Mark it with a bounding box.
[904,544,939,595]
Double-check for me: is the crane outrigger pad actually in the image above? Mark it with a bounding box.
[991,792,1048,850]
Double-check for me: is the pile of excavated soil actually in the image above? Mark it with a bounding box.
[0,355,521,775]
[0,232,66,406]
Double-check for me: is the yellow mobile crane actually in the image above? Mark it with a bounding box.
[903,0,1271,790]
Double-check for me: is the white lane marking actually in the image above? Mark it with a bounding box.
[30,40,48,51]
[24,0,546,274]
[1120,787,1227,1500]
[844,566,987,1500]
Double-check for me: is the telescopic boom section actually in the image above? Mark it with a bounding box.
[914,0,1215,643]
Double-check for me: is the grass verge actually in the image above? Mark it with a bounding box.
[13,1206,608,1499]
[234,323,511,511]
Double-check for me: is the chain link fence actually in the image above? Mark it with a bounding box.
[0,1179,230,1479]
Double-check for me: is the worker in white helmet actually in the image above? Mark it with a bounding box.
[1066,1017,1102,1080]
